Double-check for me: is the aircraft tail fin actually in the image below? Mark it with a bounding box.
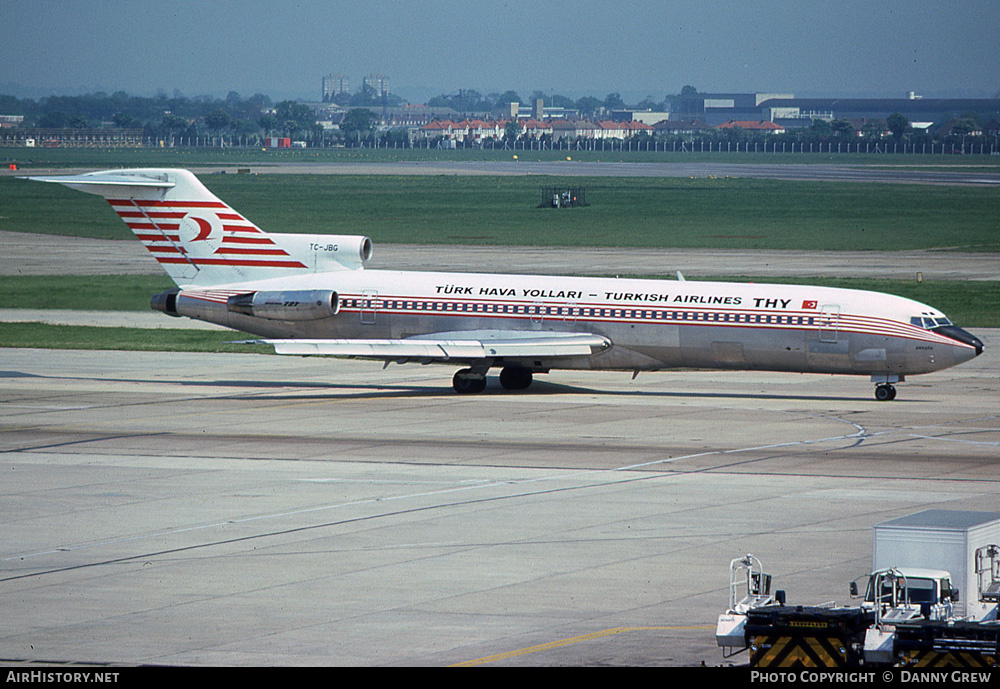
[25,168,371,287]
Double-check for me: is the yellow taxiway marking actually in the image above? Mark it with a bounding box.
[451,625,714,667]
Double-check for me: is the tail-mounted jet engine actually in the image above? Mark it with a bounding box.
[226,290,340,321]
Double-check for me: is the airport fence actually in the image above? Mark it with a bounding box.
[4,132,997,156]
[139,136,1000,156]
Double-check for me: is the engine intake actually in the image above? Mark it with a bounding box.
[227,290,340,321]
[279,234,373,271]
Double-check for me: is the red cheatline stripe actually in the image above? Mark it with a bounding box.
[217,213,246,221]
[332,293,966,347]
[145,246,185,254]
[222,226,263,233]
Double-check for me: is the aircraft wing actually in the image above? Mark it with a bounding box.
[242,330,611,361]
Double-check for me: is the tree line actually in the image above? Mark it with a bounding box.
[0,91,315,141]
[1,88,995,150]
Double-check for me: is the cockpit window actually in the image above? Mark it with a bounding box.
[911,316,951,329]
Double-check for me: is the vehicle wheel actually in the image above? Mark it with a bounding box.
[499,366,533,390]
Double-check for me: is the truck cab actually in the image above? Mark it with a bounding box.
[852,567,959,665]
[853,567,958,621]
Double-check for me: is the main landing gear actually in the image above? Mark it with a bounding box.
[452,366,534,394]
[874,383,897,401]
[452,368,487,394]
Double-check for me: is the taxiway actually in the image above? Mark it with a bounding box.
[1,340,997,666]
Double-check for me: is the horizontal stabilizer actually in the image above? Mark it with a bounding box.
[23,171,176,190]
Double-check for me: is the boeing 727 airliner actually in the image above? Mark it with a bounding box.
[26,168,984,400]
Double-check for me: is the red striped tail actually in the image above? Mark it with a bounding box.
[27,168,373,286]
[106,191,309,285]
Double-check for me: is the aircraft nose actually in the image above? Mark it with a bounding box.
[934,325,984,356]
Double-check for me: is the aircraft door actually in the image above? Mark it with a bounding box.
[818,304,840,342]
[360,289,378,325]
[564,303,579,323]
[807,303,850,372]
[530,301,544,326]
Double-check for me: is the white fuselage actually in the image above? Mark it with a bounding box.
[171,268,980,377]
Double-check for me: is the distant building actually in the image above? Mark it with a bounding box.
[380,105,457,127]
[322,74,349,102]
[595,120,654,139]
[538,106,579,120]
[936,118,983,138]
[673,91,1000,129]
[520,118,552,139]
[653,118,714,135]
[551,120,600,142]
[499,102,519,120]
[610,109,670,126]
[0,128,143,148]
[673,92,794,124]
[759,97,1000,128]
[716,120,786,135]
[363,74,390,98]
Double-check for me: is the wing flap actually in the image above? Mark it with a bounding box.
[244,331,610,360]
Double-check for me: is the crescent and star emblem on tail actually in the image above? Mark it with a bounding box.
[178,213,222,253]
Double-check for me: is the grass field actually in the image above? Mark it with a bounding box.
[0,322,272,353]
[3,173,998,251]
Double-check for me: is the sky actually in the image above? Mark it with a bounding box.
[2,0,998,103]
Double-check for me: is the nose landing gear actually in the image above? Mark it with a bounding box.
[875,383,897,401]
[871,374,902,402]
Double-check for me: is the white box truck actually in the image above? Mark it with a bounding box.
[873,509,1000,620]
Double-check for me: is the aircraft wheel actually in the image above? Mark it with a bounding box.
[499,366,533,390]
[874,384,896,401]
[453,368,487,394]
